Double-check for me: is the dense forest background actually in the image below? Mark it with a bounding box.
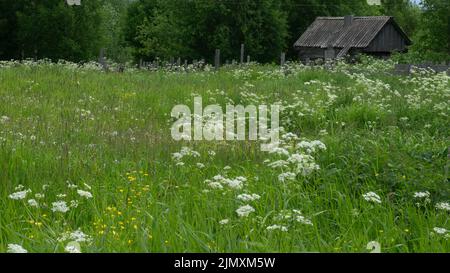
[0,0,449,63]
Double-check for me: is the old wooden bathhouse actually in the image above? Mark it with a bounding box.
[293,16,412,61]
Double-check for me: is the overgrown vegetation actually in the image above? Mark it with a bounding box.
[0,58,449,252]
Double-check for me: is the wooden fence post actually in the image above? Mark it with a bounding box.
[280,52,286,67]
[215,49,221,71]
[98,48,108,71]
[240,44,245,64]
[247,55,251,63]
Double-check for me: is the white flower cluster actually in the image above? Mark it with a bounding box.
[205,174,247,190]
[172,146,201,166]
[266,209,313,232]
[362,192,382,204]
[7,244,28,253]
[264,132,326,182]
[58,229,92,243]
[236,205,255,217]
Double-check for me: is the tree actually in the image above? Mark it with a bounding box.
[125,0,288,63]
[413,0,450,61]
[0,0,104,61]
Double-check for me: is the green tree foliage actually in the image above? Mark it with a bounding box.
[99,0,134,62]
[413,0,450,61]
[380,0,421,37]
[20,0,104,61]
[126,0,288,63]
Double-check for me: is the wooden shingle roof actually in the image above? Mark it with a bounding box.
[293,16,412,49]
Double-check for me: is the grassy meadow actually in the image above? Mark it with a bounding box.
[0,59,449,253]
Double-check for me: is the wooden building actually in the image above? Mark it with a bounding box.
[293,16,412,61]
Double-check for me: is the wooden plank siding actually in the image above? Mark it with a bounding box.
[365,23,408,53]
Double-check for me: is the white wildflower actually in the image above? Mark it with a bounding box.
[436,202,450,212]
[366,241,381,253]
[278,172,296,182]
[58,229,92,243]
[35,193,45,199]
[64,242,81,253]
[77,189,93,199]
[433,227,448,235]
[208,182,223,189]
[413,191,430,198]
[219,219,229,225]
[51,201,70,213]
[70,200,79,208]
[295,215,313,225]
[236,205,255,217]
[27,199,39,207]
[267,160,288,168]
[266,225,288,232]
[0,115,10,123]
[237,193,261,202]
[9,189,31,200]
[363,192,382,204]
[7,244,27,253]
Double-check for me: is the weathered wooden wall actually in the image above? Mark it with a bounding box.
[298,47,325,61]
[365,23,408,53]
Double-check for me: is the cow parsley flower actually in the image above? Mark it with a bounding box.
[435,202,450,212]
[266,225,288,232]
[366,241,381,253]
[0,115,10,123]
[64,242,82,253]
[237,193,261,202]
[295,215,313,225]
[51,201,70,213]
[433,227,448,235]
[219,219,229,225]
[208,182,223,189]
[58,229,92,243]
[77,189,93,199]
[413,191,430,198]
[236,205,255,217]
[27,199,39,207]
[35,193,45,199]
[7,244,27,253]
[278,172,296,182]
[363,192,382,204]
[9,189,31,200]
